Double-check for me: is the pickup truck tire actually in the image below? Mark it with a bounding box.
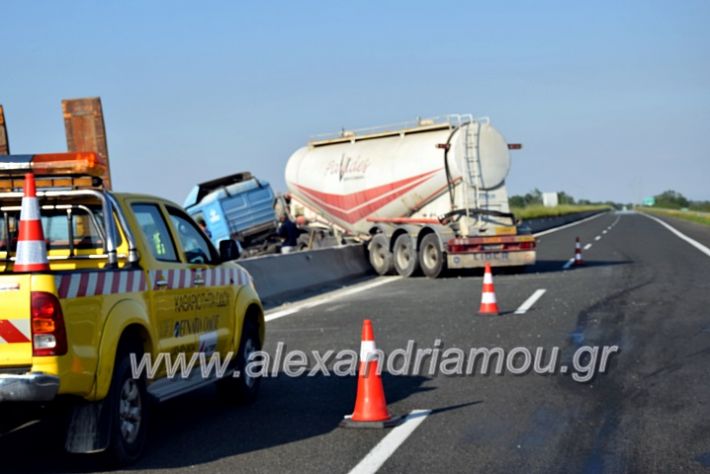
[419,233,446,278]
[106,343,150,465]
[368,233,394,275]
[218,320,261,404]
[393,233,420,277]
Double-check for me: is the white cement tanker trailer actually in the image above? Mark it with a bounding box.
[285,115,536,277]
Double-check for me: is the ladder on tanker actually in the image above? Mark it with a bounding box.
[462,115,481,215]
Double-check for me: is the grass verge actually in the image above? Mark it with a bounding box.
[512,205,610,220]
[640,207,710,226]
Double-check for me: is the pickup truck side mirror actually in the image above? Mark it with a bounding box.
[219,239,241,262]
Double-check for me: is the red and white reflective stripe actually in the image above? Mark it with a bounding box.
[20,196,41,220]
[14,240,48,266]
[481,291,497,304]
[0,319,31,344]
[55,270,147,299]
[55,267,252,299]
[360,340,377,362]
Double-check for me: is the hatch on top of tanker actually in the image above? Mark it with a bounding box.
[309,114,485,147]
[0,152,107,191]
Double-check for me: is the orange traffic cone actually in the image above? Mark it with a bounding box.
[574,237,584,266]
[14,173,49,272]
[341,320,403,428]
[478,262,500,315]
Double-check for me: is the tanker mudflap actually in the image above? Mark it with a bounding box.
[447,251,536,269]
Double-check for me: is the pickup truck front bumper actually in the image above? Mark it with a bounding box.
[0,373,59,402]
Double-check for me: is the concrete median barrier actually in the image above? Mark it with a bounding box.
[520,210,608,234]
[241,210,607,307]
[239,244,373,307]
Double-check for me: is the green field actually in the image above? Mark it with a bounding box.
[511,204,610,220]
[640,207,710,226]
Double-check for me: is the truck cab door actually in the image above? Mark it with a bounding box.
[131,203,197,371]
[165,207,233,358]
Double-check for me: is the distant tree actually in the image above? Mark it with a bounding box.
[509,195,525,208]
[689,200,710,212]
[523,188,543,206]
[654,190,689,209]
[557,191,575,205]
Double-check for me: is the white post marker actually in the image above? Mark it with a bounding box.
[514,289,547,315]
[349,409,432,474]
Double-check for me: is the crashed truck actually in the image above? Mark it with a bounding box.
[285,114,536,278]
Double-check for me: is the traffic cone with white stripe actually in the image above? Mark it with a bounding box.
[478,262,500,315]
[14,173,49,272]
[574,237,584,266]
[341,320,403,428]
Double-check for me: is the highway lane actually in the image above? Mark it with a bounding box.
[1,211,709,473]
[640,211,710,251]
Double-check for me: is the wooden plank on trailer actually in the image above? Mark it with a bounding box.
[0,105,9,155]
[62,97,112,189]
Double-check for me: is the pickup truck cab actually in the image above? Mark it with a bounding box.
[0,153,265,464]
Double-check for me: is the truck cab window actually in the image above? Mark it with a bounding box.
[131,203,178,262]
[167,208,217,265]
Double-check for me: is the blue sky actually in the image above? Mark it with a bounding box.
[1,1,708,204]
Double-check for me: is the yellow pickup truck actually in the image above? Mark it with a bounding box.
[0,152,265,464]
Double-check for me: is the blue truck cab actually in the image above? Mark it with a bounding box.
[183,172,278,248]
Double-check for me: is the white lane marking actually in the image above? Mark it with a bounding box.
[349,409,431,474]
[265,277,402,322]
[642,213,710,258]
[562,258,575,270]
[583,243,592,250]
[594,236,601,241]
[514,289,546,315]
[533,212,605,237]
[602,230,608,235]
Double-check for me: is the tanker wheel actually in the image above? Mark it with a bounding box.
[393,234,420,277]
[419,233,446,278]
[368,233,393,275]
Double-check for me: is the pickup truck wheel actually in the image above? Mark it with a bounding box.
[368,233,393,275]
[393,234,420,277]
[419,233,446,278]
[106,344,149,465]
[218,320,261,404]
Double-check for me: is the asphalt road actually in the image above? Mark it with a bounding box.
[1,211,709,473]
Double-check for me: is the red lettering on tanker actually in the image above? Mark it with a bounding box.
[325,154,371,181]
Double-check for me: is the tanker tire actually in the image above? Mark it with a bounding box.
[393,233,420,277]
[419,233,446,278]
[368,233,394,275]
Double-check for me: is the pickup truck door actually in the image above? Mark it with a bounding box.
[131,203,198,370]
[164,206,233,358]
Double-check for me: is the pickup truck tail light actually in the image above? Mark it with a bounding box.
[31,292,68,357]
